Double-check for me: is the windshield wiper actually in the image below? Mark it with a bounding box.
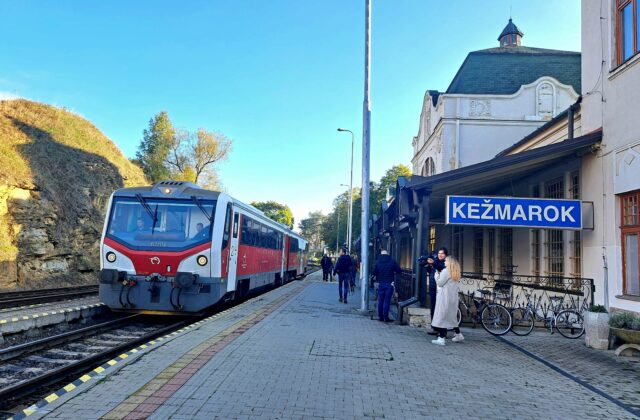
[191,196,214,222]
[135,194,159,233]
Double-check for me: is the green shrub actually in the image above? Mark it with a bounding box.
[588,304,608,313]
[609,312,640,330]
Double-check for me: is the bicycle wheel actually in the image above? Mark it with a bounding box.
[555,309,585,339]
[457,307,462,326]
[510,308,534,336]
[480,303,512,336]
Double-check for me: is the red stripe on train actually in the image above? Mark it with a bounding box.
[104,237,210,276]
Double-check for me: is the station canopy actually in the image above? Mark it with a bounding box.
[407,130,602,223]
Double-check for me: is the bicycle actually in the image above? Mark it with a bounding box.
[456,289,512,336]
[510,290,585,339]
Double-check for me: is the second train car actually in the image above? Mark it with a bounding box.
[98,181,308,314]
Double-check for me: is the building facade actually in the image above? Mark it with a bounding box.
[412,20,581,176]
[373,10,640,317]
[581,0,640,313]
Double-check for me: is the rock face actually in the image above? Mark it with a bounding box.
[0,100,147,289]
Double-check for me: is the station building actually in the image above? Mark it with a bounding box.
[375,8,640,317]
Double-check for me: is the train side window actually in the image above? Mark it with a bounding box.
[233,213,239,239]
[222,204,232,249]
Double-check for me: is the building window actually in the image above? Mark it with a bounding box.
[621,190,640,296]
[451,226,464,268]
[499,228,513,276]
[532,184,541,278]
[473,228,483,274]
[488,229,496,273]
[429,225,436,253]
[399,234,413,269]
[537,82,555,118]
[617,0,638,65]
[532,229,541,277]
[423,157,436,177]
[546,229,565,281]
[545,178,565,280]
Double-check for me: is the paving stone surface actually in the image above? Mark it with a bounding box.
[501,330,640,413]
[32,271,639,419]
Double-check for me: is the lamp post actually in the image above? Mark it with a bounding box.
[360,0,372,312]
[337,128,354,254]
[335,208,340,254]
[340,183,350,251]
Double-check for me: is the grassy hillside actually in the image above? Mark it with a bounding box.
[0,99,146,187]
[0,99,147,287]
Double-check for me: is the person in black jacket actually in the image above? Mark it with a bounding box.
[423,247,447,335]
[373,250,402,322]
[320,254,332,281]
[333,248,353,303]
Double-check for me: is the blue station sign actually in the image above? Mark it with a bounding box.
[446,195,582,230]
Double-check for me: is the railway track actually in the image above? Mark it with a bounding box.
[0,285,99,309]
[0,314,190,412]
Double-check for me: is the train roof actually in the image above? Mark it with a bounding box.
[112,181,221,200]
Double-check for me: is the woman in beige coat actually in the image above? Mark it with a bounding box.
[430,256,464,345]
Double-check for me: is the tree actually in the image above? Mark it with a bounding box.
[251,201,294,228]
[316,164,411,253]
[135,111,174,182]
[370,164,412,214]
[299,211,326,253]
[165,128,232,187]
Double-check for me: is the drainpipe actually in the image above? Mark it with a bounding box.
[602,248,609,310]
[567,99,581,140]
[567,106,574,140]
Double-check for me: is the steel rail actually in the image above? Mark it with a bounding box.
[0,314,141,362]
[0,317,190,407]
[0,285,99,309]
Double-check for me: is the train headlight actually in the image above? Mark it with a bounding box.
[197,255,208,266]
[106,252,117,263]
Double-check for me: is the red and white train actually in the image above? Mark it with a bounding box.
[98,181,308,314]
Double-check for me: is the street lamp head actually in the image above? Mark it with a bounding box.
[337,128,346,132]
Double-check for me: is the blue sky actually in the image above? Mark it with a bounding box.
[0,0,581,226]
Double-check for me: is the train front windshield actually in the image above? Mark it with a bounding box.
[106,197,216,251]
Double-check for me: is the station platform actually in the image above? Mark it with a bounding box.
[13,271,639,419]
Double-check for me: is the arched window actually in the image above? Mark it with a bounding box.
[422,157,435,176]
[536,81,556,118]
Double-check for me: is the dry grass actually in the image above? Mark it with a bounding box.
[0,99,148,276]
[0,99,146,187]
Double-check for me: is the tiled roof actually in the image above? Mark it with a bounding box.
[498,18,524,40]
[446,46,581,95]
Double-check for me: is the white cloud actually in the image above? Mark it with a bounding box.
[0,91,22,100]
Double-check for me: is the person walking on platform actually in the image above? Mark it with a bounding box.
[424,247,447,336]
[373,250,402,323]
[320,254,332,281]
[431,256,464,345]
[333,248,352,303]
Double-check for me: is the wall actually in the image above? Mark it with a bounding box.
[412,76,579,175]
[581,0,640,312]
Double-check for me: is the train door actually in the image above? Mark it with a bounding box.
[280,232,286,280]
[227,211,240,292]
[283,235,290,280]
